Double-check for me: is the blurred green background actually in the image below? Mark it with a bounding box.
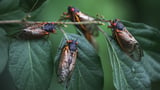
[37,0,160,29]
[1,0,160,90]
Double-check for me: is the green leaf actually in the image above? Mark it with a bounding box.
[19,0,46,12]
[0,0,24,20]
[111,40,151,90]
[0,0,19,14]
[0,28,9,74]
[96,32,115,90]
[101,32,132,90]
[123,20,160,81]
[8,39,53,90]
[53,34,103,90]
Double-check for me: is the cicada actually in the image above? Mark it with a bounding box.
[61,6,99,49]
[57,40,78,87]
[19,22,56,39]
[108,19,143,61]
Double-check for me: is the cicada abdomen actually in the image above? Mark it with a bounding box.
[57,40,78,87]
[62,6,99,49]
[108,19,143,61]
[19,23,56,39]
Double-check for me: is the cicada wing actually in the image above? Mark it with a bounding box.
[57,45,71,83]
[114,30,132,52]
[123,29,144,61]
[78,12,99,36]
[64,50,78,88]
[114,29,143,61]
[85,24,99,36]
[68,51,78,76]
[129,43,144,61]
[19,23,48,39]
[78,12,95,21]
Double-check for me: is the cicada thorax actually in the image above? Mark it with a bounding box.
[42,22,56,33]
[109,19,143,61]
[64,6,99,49]
[57,40,78,87]
[19,23,56,39]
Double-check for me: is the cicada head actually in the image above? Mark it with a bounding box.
[67,6,80,15]
[67,40,78,52]
[42,23,56,33]
[108,19,125,31]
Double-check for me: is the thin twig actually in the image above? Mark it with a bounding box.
[0,20,104,25]
[0,20,25,24]
[58,27,69,40]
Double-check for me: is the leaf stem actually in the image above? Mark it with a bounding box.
[58,27,69,41]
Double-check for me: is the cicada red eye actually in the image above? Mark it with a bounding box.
[68,6,79,13]
[57,40,78,87]
[71,8,75,12]
[109,19,143,61]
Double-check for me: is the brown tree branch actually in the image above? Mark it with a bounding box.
[0,20,104,25]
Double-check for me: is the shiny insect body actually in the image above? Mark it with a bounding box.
[62,6,99,48]
[108,19,143,61]
[19,23,56,39]
[57,40,78,87]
